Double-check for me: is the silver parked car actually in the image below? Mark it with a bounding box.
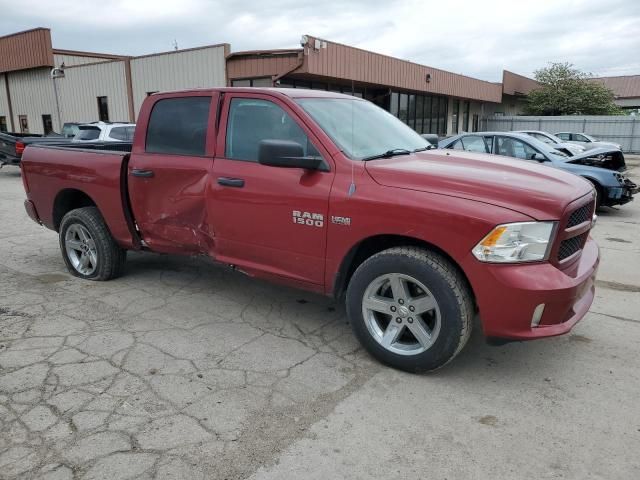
[555,132,622,151]
[72,122,136,143]
[515,130,585,156]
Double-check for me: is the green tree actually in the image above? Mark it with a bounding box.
[525,62,622,115]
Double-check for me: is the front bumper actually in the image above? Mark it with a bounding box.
[468,237,599,340]
[603,179,638,206]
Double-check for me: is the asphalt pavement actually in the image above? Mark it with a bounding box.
[0,159,638,479]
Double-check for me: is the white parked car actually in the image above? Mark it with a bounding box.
[515,130,585,156]
[72,122,135,143]
[554,132,622,151]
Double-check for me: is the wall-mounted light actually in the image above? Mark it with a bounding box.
[426,73,431,83]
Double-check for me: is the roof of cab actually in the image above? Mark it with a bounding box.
[152,87,357,99]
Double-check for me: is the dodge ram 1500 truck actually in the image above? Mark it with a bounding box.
[21,88,600,372]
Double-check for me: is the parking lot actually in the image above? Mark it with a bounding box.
[1,161,639,479]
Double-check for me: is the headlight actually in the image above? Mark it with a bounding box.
[614,172,627,185]
[472,222,556,263]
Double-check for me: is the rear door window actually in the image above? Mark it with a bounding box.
[496,137,539,160]
[556,133,570,141]
[146,97,211,156]
[461,136,490,153]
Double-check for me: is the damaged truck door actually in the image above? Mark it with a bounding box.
[127,94,217,254]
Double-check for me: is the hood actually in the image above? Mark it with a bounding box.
[365,149,593,220]
[564,147,626,171]
[594,141,621,150]
[556,142,584,155]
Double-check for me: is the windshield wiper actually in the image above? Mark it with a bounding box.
[413,146,432,152]
[362,148,412,161]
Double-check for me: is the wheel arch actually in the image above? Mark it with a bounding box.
[332,234,475,305]
[52,189,98,232]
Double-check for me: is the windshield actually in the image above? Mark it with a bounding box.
[296,98,430,160]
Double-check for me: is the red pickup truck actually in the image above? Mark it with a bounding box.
[21,88,599,372]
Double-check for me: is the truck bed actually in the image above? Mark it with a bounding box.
[21,143,138,249]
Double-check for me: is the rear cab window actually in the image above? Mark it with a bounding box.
[146,97,211,155]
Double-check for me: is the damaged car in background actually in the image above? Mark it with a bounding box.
[439,132,638,209]
[515,130,586,156]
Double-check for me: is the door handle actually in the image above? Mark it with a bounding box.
[217,177,244,188]
[131,169,154,178]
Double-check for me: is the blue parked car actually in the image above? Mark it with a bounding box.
[439,132,637,209]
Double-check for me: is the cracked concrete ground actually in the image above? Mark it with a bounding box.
[1,160,639,479]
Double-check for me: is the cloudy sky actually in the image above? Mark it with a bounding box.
[2,0,639,81]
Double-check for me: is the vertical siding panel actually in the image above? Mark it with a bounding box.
[56,61,128,124]
[130,46,226,115]
[7,68,58,134]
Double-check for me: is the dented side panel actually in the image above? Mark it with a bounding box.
[127,154,214,254]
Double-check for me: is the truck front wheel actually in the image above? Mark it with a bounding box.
[346,247,473,373]
[59,207,126,281]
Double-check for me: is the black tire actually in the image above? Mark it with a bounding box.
[346,247,473,373]
[59,206,126,281]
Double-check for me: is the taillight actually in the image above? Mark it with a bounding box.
[15,141,25,156]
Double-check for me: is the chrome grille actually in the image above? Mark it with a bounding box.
[567,202,593,228]
[558,232,588,261]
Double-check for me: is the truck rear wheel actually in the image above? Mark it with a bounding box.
[59,207,126,281]
[346,247,473,373]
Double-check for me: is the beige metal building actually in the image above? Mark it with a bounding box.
[226,36,540,137]
[0,28,229,134]
[1,28,540,136]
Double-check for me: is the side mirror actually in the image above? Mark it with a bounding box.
[258,139,324,170]
[533,153,547,162]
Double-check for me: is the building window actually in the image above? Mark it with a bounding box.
[97,97,109,122]
[438,97,447,135]
[19,115,29,134]
[42,115,53,135]
[424,96,432,133]
[231,77,273,88]
[408,94,416,130]
[472,114,479,132]
[398,93,408,124]
[451,99,460,134]
[462,101,470,132]
[390,92,399,117]
[146,97,211,156]
[0,116,7,132]
[231,79,251,87]
[415,95,424,133]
